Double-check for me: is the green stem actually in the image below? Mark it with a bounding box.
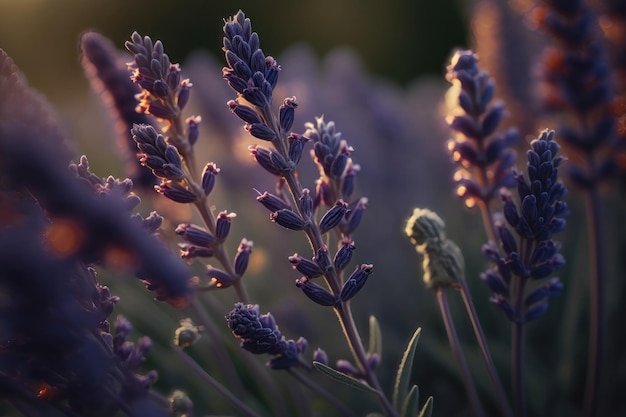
[335,303,398,417]
[458,278,513,417]
[511,276,527,417]
[173,346,264,417]
[437,288,486,417]
[583,183,605,417]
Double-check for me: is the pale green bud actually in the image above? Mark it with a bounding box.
[174,318,201,348]
[422,239,465,289]
[405,208,447,247]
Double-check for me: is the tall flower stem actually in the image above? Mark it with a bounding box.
[511,276,527,417]
[458,278,513,417]
[173,346,264,417]
[437,288,486,417]
[583,180,605,417]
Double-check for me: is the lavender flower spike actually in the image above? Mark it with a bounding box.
[445,50,518,211]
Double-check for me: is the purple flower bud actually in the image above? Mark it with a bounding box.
[153,79,170,98]
[270,151,292,174]
[524,302,548,322]
[271,209,307,230]
[228,100,262,124]
[215,211,235,241]
[342,169,356,198]
[234,238,253,276]
[314,246,333,273]
[313,348,328,365]
[256,191,291,212]
[148,101,175,119]
[330,152,349,179]
[155,183,197,203]
[341,197,367,235]
[315,178,333,208]
[279,96,297,132]
[249,145,281,176]
[179,243,214,259]
[207,267,233,289]
[366,353,380,370]
[296,336,308,353]
[481,102,505,137]
[319,200,349,234]
[335,359,360,378]
[167,64,182,89]
[333,240,355,272]
[175,223,216,247]
[177,79,192,110]
[288,133,308,165]
[339,264,373,302]
[246,123,276,141]
[449,114,480,139]
[497,225,518,255]
[490,294,516,322]
[201,163,220,196]
[295,277,337,306]
[289,253,324,278]
[480,270,509,297]
[298,188,313,220]
[186,115,201,146]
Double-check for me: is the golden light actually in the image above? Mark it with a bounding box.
[456,185,467,197]
[43,219,85,257]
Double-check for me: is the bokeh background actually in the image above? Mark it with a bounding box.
[2,0,625,416]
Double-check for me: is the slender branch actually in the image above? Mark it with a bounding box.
[458,278,513,417]
[437,288,486,417]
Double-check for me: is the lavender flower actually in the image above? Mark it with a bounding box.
[482,130,567,322]
[532,1,616,186]
[226,303,306,369]
[445,50,518,211]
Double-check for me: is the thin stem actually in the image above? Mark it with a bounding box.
[583,182,605,417]
[173,345,264,417]
[187,296,247,395]
[458,278,514,417]
[335,303,398,417]
[437,288,486,417]
[511,276,527,417]
[287,368,357,417]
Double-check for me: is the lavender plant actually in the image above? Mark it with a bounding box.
[2,3,625,417]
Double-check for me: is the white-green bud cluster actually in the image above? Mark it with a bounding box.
[405,208,465,289]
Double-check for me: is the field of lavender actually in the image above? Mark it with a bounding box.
[1,1,625,416]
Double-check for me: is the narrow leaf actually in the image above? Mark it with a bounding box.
[312,361,378,394]
[368,315,383,357]
[417,396,433,417]
[392,327,422,410]
[401,385,419,417]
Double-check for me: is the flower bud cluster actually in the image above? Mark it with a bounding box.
[532,1,617,187]
[445,50,518,208]
[126,32,200,156]
[482,130,568,322]
[225,303,307,369]
[405,208,465,290]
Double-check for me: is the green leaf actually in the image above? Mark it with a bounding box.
[392,327,422,411]
[401,385,419,417]
[417,396,433,417]
[312,361,378,394]
[368,315,383,357]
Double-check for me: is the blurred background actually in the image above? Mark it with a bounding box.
[2,0,625,416]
